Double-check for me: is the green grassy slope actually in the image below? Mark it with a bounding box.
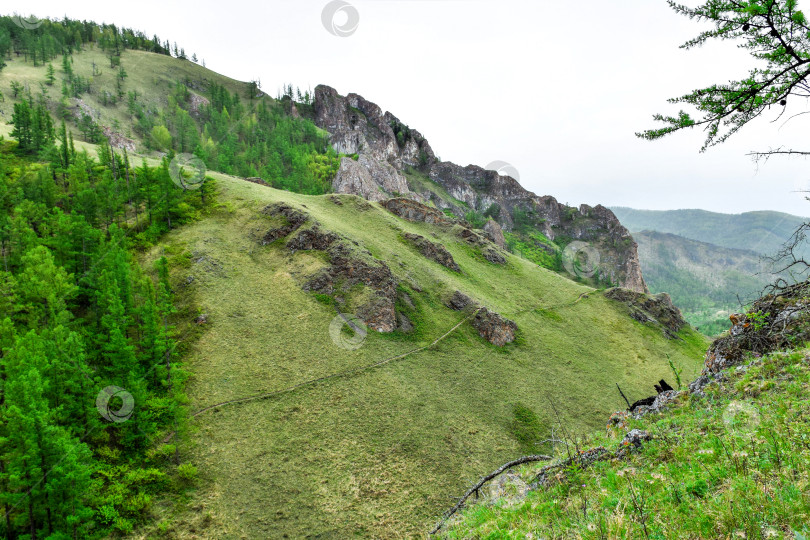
[444,347,810,539]
[139,173,707,537]
[0,40,709,537]
[610,207,808,258]
[0,47,249,152]
[635,230,776,336]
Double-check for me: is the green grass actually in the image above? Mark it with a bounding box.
[504,231,561,272]
[445,348,810,539]
[136,171,707,537]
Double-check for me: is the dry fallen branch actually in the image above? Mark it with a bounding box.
[429,454,551,535]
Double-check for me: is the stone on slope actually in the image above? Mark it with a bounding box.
[471,308,518,346]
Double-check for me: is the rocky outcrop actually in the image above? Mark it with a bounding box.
[259,203,399,332]
[471,308,518,346]
[483,219,506,249]
[403,233,460,272]
[312,85,434,196]
[703,281,810,373]
[311,85,647,292]
[261,204,309,244]
[483,247,506,265]
[381,198,453,226]
[604,287,686,338]
[446,291,474,311]
[426,160,647,291]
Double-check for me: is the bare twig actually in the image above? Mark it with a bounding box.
[429,454,551,534]
[616,383,632,410]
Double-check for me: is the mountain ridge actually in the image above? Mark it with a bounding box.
[307,84,648,292]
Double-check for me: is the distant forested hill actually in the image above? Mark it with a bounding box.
[633,231,777,336]
[610,207,808,258]
[610,208,810,336]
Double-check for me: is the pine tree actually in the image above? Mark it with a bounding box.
[60,54,72,79]
[59,121,70,172]
[45,64,55,87]
[15,246,76,329]
[10,100,33,152]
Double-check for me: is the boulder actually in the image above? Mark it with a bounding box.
[604,287,686,337]
[471,308,518,346]
[287,226,339,252]
[483,219,506,249]
[483,247,506,265]
[447,291,474,311]
[403,233,460,272]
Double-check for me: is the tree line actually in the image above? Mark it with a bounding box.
[0,113,209,536]
[0,15,176,71]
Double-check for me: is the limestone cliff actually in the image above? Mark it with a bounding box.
[309,84,647,293]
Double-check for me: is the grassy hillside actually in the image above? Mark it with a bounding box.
[135,172,708,537]
[635,231,777,336]
[611,207,808,258]
[0,25,709,536]
[0,47,248,150]
[444,347,810,539]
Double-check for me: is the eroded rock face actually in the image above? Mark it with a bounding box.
[483,219,506,249]
[404,233,460,272]
[604,287,686,337]
[331,156,410,202]
[311,84,647,292]
[259,203,399,333]
[261,204,309,244]
[471,308,518,346]
[382,198,453,226]
[483,247,506,265]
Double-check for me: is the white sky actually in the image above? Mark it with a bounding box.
[18,0,810,216]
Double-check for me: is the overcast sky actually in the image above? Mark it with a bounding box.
[18,0,810,216]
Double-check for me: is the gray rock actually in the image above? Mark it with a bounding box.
[483,219,506,249]
[471,308,518,346]
[483,247,506,265]
[447,291,474,311]
[404,233,460,272]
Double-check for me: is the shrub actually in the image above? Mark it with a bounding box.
[510,402,544,453]
[177,462,198,484]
